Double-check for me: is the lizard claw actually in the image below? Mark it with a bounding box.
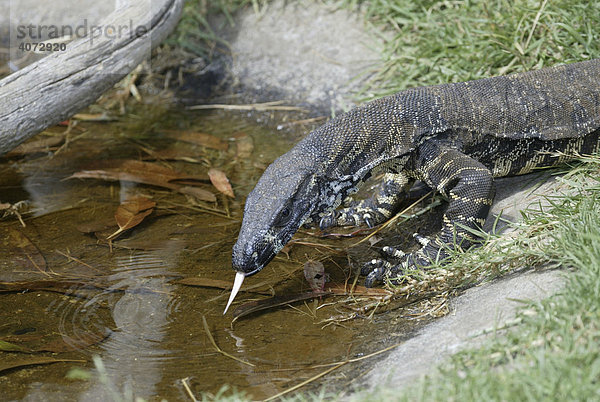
[318,204,387,229]
[362,249,426,286]
[319,212,338,230]
[363,213,375,228]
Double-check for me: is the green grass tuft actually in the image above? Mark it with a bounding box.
[342,0,600,98]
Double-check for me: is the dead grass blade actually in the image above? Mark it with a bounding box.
[261,341,405,401]
[188,100,307,112]
[180,377,198,402]
[261,362,348,402]
[201,316,254,367]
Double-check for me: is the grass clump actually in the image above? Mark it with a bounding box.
[166,0,264,58]
[344,0,600,97]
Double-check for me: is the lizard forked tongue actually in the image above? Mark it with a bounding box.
[223,271,245,314]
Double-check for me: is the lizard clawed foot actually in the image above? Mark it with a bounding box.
[362,244,435,287]
[362,257,414,287]
[319,205,384,229]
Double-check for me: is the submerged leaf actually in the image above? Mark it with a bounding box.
[5,134,65,156]
[232,132,254,158]
[6,228,47,273]
[178,186,217,202]
[68,160,208,186]
[232,291,329,321]
[108,196,156,240]
[1,329,108,353]
[0,280,107,293]
[163,129,228,150]
[37,331,108,353]
[76,218,117,234]
[0,357,85,374]
[0,340,28,352]
[208,168,235,198]
[66,160,215,202]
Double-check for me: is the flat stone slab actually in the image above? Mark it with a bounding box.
[363,268,565,390]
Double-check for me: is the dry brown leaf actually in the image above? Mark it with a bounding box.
[66,160,216,201]
[208,168,235,198]
[304,260,326,292]
[163,129,228,151]
[107,196,156,240]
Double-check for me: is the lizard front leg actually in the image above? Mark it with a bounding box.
[319,172,413,229]
[363,141,495,286]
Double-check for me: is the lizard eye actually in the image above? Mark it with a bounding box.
[274,206,292,226]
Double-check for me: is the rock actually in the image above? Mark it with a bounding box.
[212,0,383,112]
[361,268,565,391]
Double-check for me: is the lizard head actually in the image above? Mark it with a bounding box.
[232,152,321,277]
[225,151,323,314]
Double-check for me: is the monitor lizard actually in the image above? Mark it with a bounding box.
[224,59,600,313]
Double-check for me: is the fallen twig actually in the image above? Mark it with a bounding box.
[188,100,307,112]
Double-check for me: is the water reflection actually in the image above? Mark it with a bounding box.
[79,251,177,400]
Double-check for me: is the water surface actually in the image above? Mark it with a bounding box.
[0,107,435,400]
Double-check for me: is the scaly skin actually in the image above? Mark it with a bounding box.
[232,59,600,286]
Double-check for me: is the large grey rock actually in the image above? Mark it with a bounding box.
[214,0,382,112]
